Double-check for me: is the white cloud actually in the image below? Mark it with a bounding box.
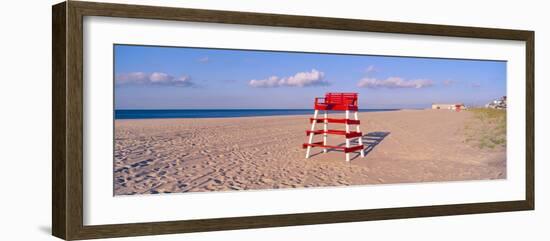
[197,56,209,63]
[249,76,280,88]
[149,72,172,83]
[116,72,194,87]
[357,76,433,89]
[365,65,378,74]
[116,72,148,85]
[470,82,481,88]
[249,69,328,88]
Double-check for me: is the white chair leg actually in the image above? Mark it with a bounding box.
[345,110,350,162]
[306,110,318,158]
[305,145,312,159]
[323,111,328,153]
[358,137,365,158]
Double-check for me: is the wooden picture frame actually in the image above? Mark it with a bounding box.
[52,1,534,240]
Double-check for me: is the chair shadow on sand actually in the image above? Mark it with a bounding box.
[309,131,390,160]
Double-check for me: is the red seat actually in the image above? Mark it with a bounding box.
[314,93,358,111]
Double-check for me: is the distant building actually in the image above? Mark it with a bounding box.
[432,103,466,110]
[486,96,507,109]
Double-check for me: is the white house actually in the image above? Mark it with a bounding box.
[432,103,466,110]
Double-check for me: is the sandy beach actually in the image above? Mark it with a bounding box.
[114,109,506,195]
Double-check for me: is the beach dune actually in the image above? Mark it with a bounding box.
[114,109,506,195]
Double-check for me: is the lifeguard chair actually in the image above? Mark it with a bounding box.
[302,93,365,162]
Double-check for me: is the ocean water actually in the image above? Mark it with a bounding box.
[114,109,399,119]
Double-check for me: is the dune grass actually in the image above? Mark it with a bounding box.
[464,108,506,149]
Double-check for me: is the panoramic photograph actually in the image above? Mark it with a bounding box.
[113,44,507,195]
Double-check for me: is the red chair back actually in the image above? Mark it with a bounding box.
[325,93,358,107]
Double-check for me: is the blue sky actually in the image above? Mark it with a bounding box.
[114,44,506,109]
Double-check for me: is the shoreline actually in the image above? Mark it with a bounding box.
[114,108,406,120]
[113,109,427,121]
